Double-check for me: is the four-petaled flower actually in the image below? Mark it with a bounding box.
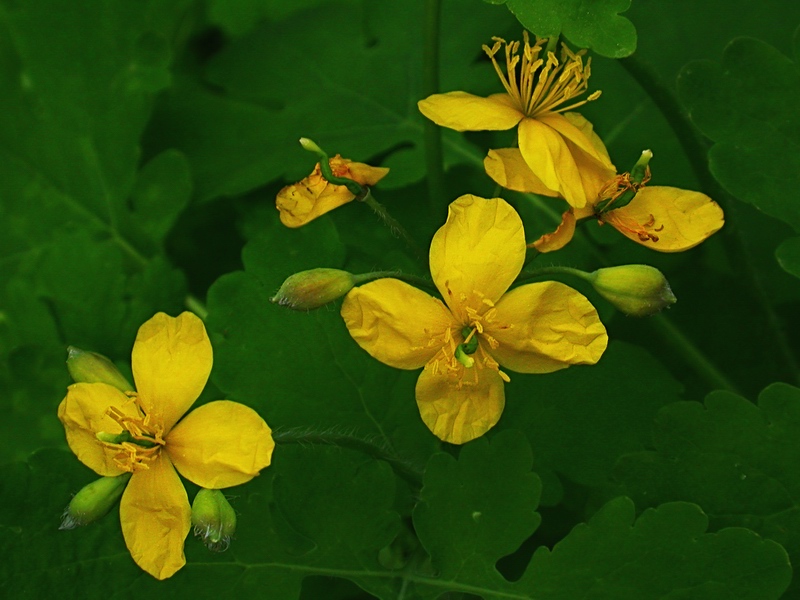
[58,312,274,580]
[341,195,608,444]
[418,32,615,209]
[276,154,389,227]
[486,140,725,253]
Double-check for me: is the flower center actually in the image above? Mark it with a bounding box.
[424,292,510,385]
[483,32,601,118]
[97,393,166,472]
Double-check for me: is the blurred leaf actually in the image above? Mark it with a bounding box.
[516,497,791,599]
[678,37,800,232]
[615,382,800,593]
[777,236,800,280]
[496,0,637,58]
[149,0,508,202]
[412,430,542,590]
[501,341,682,493]
[206,0,333,37]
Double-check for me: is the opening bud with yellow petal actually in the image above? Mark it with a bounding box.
[271,268,357,310]
[60,473,131,530]
[192,489,237,552]
[66,346,133,392]
[588,264,676,317]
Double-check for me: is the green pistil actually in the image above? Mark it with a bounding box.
[96,430,158,448]
[454,326,479,368]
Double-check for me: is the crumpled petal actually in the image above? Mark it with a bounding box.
[341,278,459,369]
[276,156,390,228]
[484,148,559,196]
[531,210,577,253]
[430,195,524,320]
[518,117,588,209]
[418,91,523,131]
[167,401,274,489]
[415,362,505,444]
[119,454,190,580]
[609,186,725,252]
[58,382,138,476]
[486,281,608,373]
[132,312,212,433]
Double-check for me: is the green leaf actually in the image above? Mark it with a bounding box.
[678,37,800,232]
[413,430,542,588]
[500,0,637,58]
[517,497,791,599]
[149,0,508,202]
[206,0,332,37]
[501,341,682,493]
[130,150,192,244]
[777,236,800,280]
[615,382,800,593]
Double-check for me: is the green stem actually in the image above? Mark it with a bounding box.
[423,0,446,213]
[273,429,423,491]
[185,295,209,321]
[649,314,741,394]
[620,55,800,386]
[354,270,438,293]
[362,192,426,259]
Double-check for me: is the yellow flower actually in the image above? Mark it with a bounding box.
[58,312,274,580]
[486,144,725,253]
[341,195,608,444]
[276,154,389,227]
[418,33,615,209]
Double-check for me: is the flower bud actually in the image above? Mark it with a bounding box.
[271,268,356,310]
[60,474,131,530]
[192,489,237,552]
[588,265,676,317]
[66,346,133,391]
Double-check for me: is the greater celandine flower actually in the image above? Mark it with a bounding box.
[486,143,725,252]
[58,312,274,580]
[276,154,389,227]
[341,195,608,444]
[418,32,615,209]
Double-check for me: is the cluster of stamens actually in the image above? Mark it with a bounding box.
[596,168,663,242]
[100,395,165,472]
[422,289,510,386]
[483,31,600,118]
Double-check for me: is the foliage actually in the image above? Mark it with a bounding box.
[2,0,800,598]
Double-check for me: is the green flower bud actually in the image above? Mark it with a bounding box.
[192,489,237,552]
[271,268,356,310]
[588,265,676,317]
[60,474,131,530]
[66,346,133,391]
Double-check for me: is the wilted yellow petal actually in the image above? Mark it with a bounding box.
[415,363,504,444]
[484,148,559,196]
[486,281,608,372]
[518,117,588,209]
[119,454,190,580]
[132,312,212,433]
[346,161,390,187]
[58,383,136,477]
[418,91,523,131]
[531,210,577,253]
[341,278,459,369]
[609,186,724,252]
[430,195,524,319]
[167,401,274,489]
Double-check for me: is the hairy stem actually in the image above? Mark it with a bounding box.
[423,0,446,213]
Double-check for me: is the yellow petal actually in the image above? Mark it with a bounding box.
[132,312,212,433]
[418,91,523,131]
[484,148,559,196]
[276,181,354,228]
[119,454,190,580]
[430,195,525,319]
[345,161,390,187]
[487,281,608,373]
[544,112,615,171]
[415,364,505,444]
[518,117,587,208]
[58,382,136,476]
[609,186,725,252]
[167,401,274,489]
[531,210,577,253]
[341,278,459,369]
